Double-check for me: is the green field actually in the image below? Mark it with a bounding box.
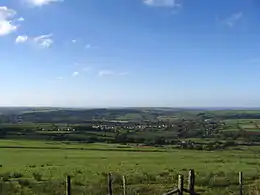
[2,108,260,194]
[1,140,260,194]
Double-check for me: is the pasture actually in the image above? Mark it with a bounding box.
[1,140,260,194]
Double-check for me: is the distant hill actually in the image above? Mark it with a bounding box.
[0,107,63,115]
[1,107,260,123]
[0,107,189,123]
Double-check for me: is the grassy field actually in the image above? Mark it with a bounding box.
[1,140,260,194]
[208,110,260,115]
[221,119,260,134]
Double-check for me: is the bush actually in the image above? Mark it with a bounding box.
[28,164,36,168]
[18,179,31,187]
[73,179,84,186]
[11,172,23,178]
[32,172,42,181]
[1,172,10,181]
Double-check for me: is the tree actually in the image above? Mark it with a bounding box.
[154,137,166,145]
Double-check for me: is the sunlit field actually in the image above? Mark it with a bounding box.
[1,140,260,194]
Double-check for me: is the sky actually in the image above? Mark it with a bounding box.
[0,0,260,108]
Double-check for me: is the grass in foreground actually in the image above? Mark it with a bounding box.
[0,140,260,194]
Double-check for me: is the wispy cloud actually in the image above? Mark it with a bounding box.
[98,70,114,77]
[0,6,20,36]
[72,71,79,77]
[14,34,53,48]
[25,0,63,7]
[98,70,129,77]
[72,39,77,44]
[85,44,99,49]
[85,44,93,49]
[33,34,53,48]
[143,0,181,8]
[17,17,25,22]
[219,12,243,28]
[15,35,28,43]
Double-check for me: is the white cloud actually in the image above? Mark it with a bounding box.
[98,70,114,77]
[72,71,79,77]
[143,0,181,7]
[17,17,25,22]
[33,34,53,48]
[15,35,28,43]
[0,6,19,36]
[98,70,129,77]
[221,12,243,28]
[0,6,16,19]
[72,39,77,43]
[25,0,63,7]
[14,34,54,48]
[85,44,100,50]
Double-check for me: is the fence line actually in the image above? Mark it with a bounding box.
[65,169,249,195]
[123,175,126,195]
[108,172,113,195]
[239,172,243,195]
[66,175,71,195]
[188,169,195,194]
[163,170,199,195]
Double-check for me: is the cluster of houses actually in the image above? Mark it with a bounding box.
[8,114,224,133]
[92,123,170,130]
[39,122,171,132]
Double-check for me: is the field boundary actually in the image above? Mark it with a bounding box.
[63,169,246,195]
[0,145,167,152]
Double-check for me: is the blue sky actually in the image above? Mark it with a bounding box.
[0,0,260,107]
